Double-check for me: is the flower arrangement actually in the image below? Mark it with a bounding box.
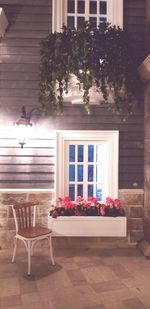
[50,196,125,218]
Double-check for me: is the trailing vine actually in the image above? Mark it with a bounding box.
[39,22,140,116]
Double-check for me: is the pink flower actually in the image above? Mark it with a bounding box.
[106,197,114,206]
[114,199,123,209]
[76,196,84,203]
[88,196,98,204]
[84,202,91,208]
[100,204,106,216]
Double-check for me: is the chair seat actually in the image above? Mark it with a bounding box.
[18,226,52,238]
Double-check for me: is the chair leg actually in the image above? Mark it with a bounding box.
[48,235,55,265]
[27,240,31,275]
[12,237,17,263]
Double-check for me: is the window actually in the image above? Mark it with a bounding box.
[55,130,119,202]
[52,0,123,32]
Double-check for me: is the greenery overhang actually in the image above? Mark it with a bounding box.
[39,22,140,116]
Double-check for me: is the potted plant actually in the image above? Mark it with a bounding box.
[48,196,127,237]
[39,22,140,116]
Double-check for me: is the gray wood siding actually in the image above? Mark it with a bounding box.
[0,0,145,190]
[124,0,147,62]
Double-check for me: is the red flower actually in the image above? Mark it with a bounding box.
[106,197,114,206]
[114,198,123,210]
[100,204,106,216]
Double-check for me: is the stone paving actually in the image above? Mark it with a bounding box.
[0,245,150,309]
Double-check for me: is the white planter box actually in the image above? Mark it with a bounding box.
[48,216,127,237]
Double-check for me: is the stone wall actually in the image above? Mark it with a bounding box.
[0,191,53,249]
[144,80,150,240]
[0,189,144,249]
[119,189,144,244]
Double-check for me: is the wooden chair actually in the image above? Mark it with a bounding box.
[11,201,55,275]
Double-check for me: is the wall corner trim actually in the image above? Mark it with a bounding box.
[138,54,150,82]
[0,8,8,37]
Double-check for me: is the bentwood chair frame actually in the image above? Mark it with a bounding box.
[11,202,55,275]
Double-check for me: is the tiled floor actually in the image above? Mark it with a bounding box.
[0,244,150,309]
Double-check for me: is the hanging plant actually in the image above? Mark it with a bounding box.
[39,22,140,116]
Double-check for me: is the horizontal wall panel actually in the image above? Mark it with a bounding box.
[0,46,39,56]
[0,139,54,148]
[0,182,54,189]
[119,141,144,149]
[0,63,39,72]
[1,6,51,15]
[0,164,54,173]
[124,1,146,9]
[0,80,39,89]
[119,157,143,165]
[124,16,146,25]
[5,31,49,39]
[0,173,54,181]
[0,54,40,63]
[0,89,38,97]
[119,149,144,157]
[119,165,143,173]
[0,156,55,165]
[0,148,54,156]
[0,72,39,81]
[125,24,146,33]
[1,38,41,47]
[10,22,50,31]
[124,9,146,17]
[119,181,143,189]
[0,0,51,5]
[11,14,51,23]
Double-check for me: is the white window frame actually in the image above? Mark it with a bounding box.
[52,0,123,32]
[55,130,119,202]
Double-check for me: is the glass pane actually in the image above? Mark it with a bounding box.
[89,17,97,27]
[77,17,85,28]
[67,16,75,28]
[88,165,94,181]
[88,184,93,197]
[88,145,94,162]
[90,0,97,14]
[78,0,85,13]
[96,184,102,201]
[99,17,107,24]
[69,145,75,162]
[96,144,102,162]
[69,184,75,200]
[78,184,83,197]
[99,1,107,14]
[78,145,83,162]
[68,0,75,13]
[96,165,102,182]
[69,164,75,181]
[78,165,83,181]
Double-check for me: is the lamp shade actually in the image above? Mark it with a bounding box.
[15,116,32,148]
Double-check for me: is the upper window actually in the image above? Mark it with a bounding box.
[55,130,119,202]
[66,0,107,29]
[52,0,123,32]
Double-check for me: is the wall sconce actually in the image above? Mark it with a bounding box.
[15,106,32,149]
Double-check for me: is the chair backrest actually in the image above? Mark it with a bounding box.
[12,201,39,232]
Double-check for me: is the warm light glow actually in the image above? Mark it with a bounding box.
[15,117,32,148]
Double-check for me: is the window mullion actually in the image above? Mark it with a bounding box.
[94,144,96,198]
[85,0,89,21]
[84,143,88,199]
